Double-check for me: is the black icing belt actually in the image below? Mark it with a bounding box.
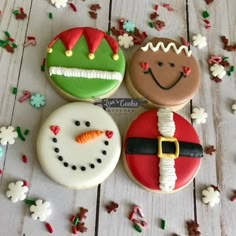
[125,137,203,158]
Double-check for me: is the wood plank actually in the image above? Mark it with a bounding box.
[98,1,196,236]
[189,0,236,235]
[0,0,111,235]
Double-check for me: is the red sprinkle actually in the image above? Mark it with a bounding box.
[23,180,28,186]
[27,36,35,40]
[154,4,159,11]
[231,196,236,202]
[70,215,76,223]
[45,222,53,234]
[180,37,190,47]
[8,37,15,42]
[22,155,28,163]
[20,7,25,14]
[0,169,2,175]
[72,226,77,234]
[69,3,77,12]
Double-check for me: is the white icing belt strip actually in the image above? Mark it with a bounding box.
[157,109,177,192]
[49,67,123,81]
[141,42,192,57]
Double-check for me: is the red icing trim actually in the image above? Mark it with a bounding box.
[123,110,201,191]
[47,27,119,54]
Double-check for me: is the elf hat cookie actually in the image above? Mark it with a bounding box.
[46,27,126,102]
[126,38,201,110]
[123,108,203,193]
[37,102,121,189]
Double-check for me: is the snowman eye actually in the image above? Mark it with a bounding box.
[169,63,175,68]
[74,120,80,126]
[85,121,90,127]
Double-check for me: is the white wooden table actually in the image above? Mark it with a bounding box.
[0,1,235,235]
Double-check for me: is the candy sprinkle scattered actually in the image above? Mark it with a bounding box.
[45,222,54,234]
[202,10,210,18]
[161,219,166,230]
[22,154,28,163]
[12,87,18,94]
[25,199,36,205]
[133,224,142,233]
[49,12,53,19]
[69,3,77,12]
[16,126,26,141]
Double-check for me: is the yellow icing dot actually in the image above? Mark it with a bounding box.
[65,50,73,57]
[113,54,119,61]
[88,53,95,60]
[47,48,53,53]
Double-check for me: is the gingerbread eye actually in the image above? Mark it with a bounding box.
[157,61,164,67]
[170,63,175,68]
[85,121,90,127]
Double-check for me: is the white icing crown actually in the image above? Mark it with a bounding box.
[141,42,192,57]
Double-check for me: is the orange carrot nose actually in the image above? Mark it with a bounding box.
[76,130,104,144]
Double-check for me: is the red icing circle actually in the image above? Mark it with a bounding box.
[123,110,201,192]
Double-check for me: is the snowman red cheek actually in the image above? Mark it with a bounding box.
[140,61,192,90]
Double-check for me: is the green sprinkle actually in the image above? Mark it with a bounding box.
[25,199,36,205]
[148,22,154,28]
[4,31,11,37]
[72,217,79,226]
[230,66,234,72]
[161,219,166,230]
[223,57,229,61]
[41,65,45,72]
[133,224,142,233]
[0,40,9,47]
[49,12,53,19]
[227,71,231,76]
[23,129,30,136]
[16,126,26,141]
[106,30,111,35]
[13,10,19,15]
[12,87,18,94]
[202,10,209,18]
[12,43,17,48]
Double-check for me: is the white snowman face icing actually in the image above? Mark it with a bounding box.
[37,102,121,189]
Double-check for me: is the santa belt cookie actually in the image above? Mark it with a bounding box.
[125,137,203,159]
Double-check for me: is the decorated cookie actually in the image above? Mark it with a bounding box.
[123,109,203,193]
[46,27,126,101]
[37,102,121,189]
[126,38,201,110]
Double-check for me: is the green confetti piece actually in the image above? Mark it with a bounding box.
[202,10,209,18]
[4,31,10,37]
[25,199,36,205]
[13,10,19,15]
[223,57,229,61]
[227,71,232,76]
[0,40,8,47]
[41,65,45,72]
[148,22,154,28]
[230,66,234,72]
[23,129,30,136]
[161,219,166,230]
[133,224,142,233]
[72,217,79,226]
[12,87,18,94]
[16,126,26,141]
[12,43,17,48]
[49,12,53,19]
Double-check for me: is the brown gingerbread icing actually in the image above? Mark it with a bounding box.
[127,38,201,108]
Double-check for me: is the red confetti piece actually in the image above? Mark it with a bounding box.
[154,4,159,11]
[211,77,222,83]
[27,36,35,40]
[70,215,76,223]
[45,222,53,234]
[22,154,28,163]
[20,8,25,14]
[72,226,77,234]
[180,37,190,47]
[23,180,28,187]
[8,37,15,42]
[69,3,77,12]
[0,169,2,175]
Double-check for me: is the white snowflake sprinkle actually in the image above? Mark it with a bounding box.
[232,102,236,115]
[51,0,68,8]
[30,199,52,221]
[118,33,134,49]
[192,34,207,49]
[0,126,18,145]
[6,181,28,203]
[202,186,220,207]
[190,107,208,124]
[210,64,226,79]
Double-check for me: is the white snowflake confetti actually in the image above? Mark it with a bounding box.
[51,0,68,8]
[232,102,236,115]
[118,33,134,49]
[210,64,226,79]
[0,126,18,145]
[192,34,207,49]
[202,186,220,207]
[190,107,208,124]
[30,199,52,221]
[6,181,28,203]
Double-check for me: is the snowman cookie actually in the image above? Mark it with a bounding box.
[126,38,201,110]
[46,27,126,102]
[37,102,121,189]
[123,109,203,193]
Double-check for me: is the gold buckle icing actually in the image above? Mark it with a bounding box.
[157,136,179,159]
